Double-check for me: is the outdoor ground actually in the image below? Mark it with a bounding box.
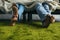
[0,21,60,40]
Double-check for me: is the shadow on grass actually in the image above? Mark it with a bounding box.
[19,21,44,29]
[0,21,11,27]
[0,21,46,28]
[28,22,43,28]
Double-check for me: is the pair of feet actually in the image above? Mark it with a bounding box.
[42,14,55,28]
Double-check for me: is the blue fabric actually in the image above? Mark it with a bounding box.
[16,4,25,22]
[35,3,51,21]
[43,4,51,14]
[16,3,52,22]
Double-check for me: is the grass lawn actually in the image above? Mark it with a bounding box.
[0,21,60,40]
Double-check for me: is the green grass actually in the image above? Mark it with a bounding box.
[0,21,60,40]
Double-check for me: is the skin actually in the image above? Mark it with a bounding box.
[1,0,18,26]
[10,3,18,26]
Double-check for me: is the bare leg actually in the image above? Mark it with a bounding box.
[10,4,18,26]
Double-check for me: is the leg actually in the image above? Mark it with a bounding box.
[43,4,55,22]
[10,4,25,26]
[28,12,32,22]
[10,4,18,26]
[35,3,49,21]
[35,3,55,28]
[23,12,26,22]
[42,4,51,15]
[17,4,25,22]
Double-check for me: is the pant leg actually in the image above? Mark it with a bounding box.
[35,3,50,21]
[43,4,52,15]
[16,4,25,22]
